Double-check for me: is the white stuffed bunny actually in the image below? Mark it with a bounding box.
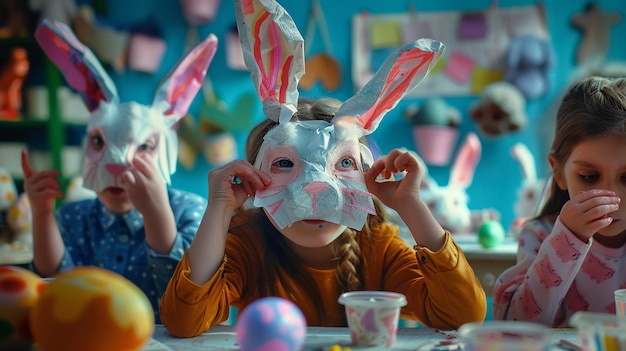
[235,0,444,230]
[420,132,499,234]
[34,19,217,192]
[510,142,548,221]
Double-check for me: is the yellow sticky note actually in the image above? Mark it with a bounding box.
[470,67,505,94]
[369,20,401,49]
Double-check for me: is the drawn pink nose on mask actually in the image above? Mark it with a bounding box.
[105,163,127,177]
[303,181,329,216]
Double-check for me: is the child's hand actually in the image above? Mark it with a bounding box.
[119,153,168,216]
[559,189,620,242]
[364,149,424,210]
[208,159,271,212]
[20,149,63,216]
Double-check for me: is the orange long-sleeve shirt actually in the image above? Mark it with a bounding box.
[160,211,486,337]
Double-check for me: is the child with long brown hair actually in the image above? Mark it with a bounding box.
[493,76,626,327]
[159,0,486,337]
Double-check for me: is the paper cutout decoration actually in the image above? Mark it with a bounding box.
[369,20,402,49]
[571,3,621,68]
[72,6,129,72]
[177,80,255,169]
[29,0,77,25]
[226,25,246,70]
[128,33,167,73]
[235,0,444,230]
[127,19,167,73]
[0,47,29,120]
[458,13,487,39]
[299,0,341,91]
[504,34,553,99]
[177,116,238,168]
[35,19,217,192]
[352,3,548,97]
[179,0,221,26]
[445,51,474,84]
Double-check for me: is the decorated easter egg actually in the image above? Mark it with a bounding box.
[0,266,46,351]
[235,297,307,351]
[478,220,506,249]
[30,267,154,351]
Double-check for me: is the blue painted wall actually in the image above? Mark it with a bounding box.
[85,0,626,229]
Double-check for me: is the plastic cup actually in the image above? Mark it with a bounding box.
[458,321,550,351]
[570,311,626,351]
[615,289,626,326]
[338,291,407,347]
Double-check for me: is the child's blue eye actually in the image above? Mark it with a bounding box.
[337,157,358,171]
[273,159,294,169]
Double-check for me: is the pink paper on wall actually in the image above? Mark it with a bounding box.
[226,28,246,70]
[445,51,475,84]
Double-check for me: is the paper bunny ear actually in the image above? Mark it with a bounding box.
[235,0,305,124]
[335,39,444,135]
[153,33,218,123]
[34,19,117,112]
[449,132,481,189]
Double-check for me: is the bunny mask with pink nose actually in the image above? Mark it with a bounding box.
[236,0,444,230]
[34,19,217,192]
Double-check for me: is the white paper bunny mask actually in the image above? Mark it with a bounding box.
[235,0,444,230]
[34,19,217,192]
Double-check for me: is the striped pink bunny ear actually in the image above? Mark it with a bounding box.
[235,0,305,124]
[335,39,445,135]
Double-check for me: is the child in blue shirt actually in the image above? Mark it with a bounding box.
[21,19,216,323]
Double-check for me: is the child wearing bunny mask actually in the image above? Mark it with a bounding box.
[493,76,626,327]
[20,20,216,323]
[159,0,486,336]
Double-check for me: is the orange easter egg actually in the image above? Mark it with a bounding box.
[0,266,46,351]
[30,267,154,351]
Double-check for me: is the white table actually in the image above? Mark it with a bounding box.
[147,325,580,351]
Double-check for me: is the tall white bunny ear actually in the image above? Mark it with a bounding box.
[152,33,218,128]
[449,132,481,189]
[235,0,305,124]
[334,39,444,135]
[510,142,537,182]
[34,19,118,112]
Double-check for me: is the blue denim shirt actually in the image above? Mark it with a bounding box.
[43,188,206,323]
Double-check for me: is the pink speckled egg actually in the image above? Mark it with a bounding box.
[0,266,46,351]
[235,297,307,351]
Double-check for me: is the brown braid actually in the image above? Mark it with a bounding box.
[333,227,363,294]
[332,199,387,295]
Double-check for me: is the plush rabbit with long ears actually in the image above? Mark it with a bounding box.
[236,0,444,230]
[420,132,490,233]
[34,19,218,192]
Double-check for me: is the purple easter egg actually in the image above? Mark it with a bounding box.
[235,297,307,351]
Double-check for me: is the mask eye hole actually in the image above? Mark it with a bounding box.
[337,157,356,171]
[271,158,295,172]
[138,136,158,153]
[88,131,105,152]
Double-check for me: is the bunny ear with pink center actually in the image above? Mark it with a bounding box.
[334,39,445,136]
[154,33,218,127]
[34,19,117,112]
[235,0,305,124]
